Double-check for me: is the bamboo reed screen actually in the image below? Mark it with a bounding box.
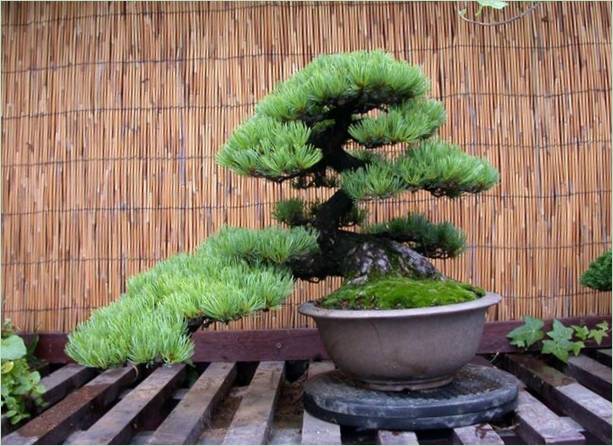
[1,1,611,333]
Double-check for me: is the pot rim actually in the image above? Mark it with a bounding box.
[298,292,501,319]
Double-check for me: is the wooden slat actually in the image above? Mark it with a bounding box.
[67,364,186,445]
[561,417,585,433]
[22,319,613,364]
[554,383,613,444]
[64,430,85,444]
[147,362,237,445]
[500,354,612,443]
[565,354,612,399]
[131,431,154,445]
[222,361,284,445]
[515,390,585,444]
[585,348,612,367]
[40,364,97,407]
[2,366,137,445]
[452,424,504,445]
[376,430,419,445]
[301,362,341,445]
[0,364,96,436]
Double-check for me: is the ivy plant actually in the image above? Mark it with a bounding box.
[1,320,46,425]
[540,320,585,363]
[506,316,544,349]
[507,317,610,362]
[474,0,508,16]
[457,1,540,26]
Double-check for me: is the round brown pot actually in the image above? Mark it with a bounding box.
[299,292,501,391]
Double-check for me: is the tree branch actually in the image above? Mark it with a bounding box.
[313,189,355,236]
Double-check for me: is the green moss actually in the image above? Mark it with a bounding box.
[319,276,485,310]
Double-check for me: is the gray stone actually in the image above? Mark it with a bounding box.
[303,364,519,430]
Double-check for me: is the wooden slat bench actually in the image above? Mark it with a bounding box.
[1,352,611,445]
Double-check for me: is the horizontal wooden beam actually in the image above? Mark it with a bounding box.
[23,315,611,364]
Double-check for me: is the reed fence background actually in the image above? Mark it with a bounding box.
[2,1,611,333]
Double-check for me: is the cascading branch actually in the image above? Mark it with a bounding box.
[66,227,318,368]
[67,50,499,368]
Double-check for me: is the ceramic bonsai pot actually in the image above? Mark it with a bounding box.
[299,292,501,391]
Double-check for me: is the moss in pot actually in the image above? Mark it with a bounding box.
[65,52,500,391]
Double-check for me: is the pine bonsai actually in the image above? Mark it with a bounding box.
[66,51,499,368]
[581,250,612,291]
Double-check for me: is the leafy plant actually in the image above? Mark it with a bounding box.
[1,320,46,425]
[458,0,508,19]
[365,213,466,259]
[541,320,584,363]
[474,0,508,16]
[507,317,610,362]
[506,316,544,349]
[581,250,612,291]
[457,1,540,27]
[587,321,609,344]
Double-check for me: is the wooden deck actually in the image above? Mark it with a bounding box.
[1,351,611,445]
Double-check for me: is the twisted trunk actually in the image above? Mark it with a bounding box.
[288,229,442,283]
[290,188,442,283]
[294,111,443,283]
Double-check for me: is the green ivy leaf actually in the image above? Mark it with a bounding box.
[507,316,545,348]
[588,320,610,345]
[1,335,27,360]
[1,361,15,375]
[541,339,584,363]
[596,321,609,331]
[588,329,607,345]
[547,320,574,342]
[570,341,585,356]
[476,0,509,9]
[0,332,46,426]
[571,325,590,341]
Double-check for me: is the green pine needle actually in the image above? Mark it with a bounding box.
[341,159,405,200]
[273,198,309,226]
[364,214,466,258]
[395,139,500,197]
[65,226,318,368]
[580,250,612,291]
[273,198,366,227]
[349,98,446,148]
[216,117,322,178]
[256,50,430,122]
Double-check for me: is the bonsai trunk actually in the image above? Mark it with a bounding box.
[289,189,442,283]
[292,110,443,284]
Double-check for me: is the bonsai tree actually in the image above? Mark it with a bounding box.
[581,250,611,292]
[66,51,499,368]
